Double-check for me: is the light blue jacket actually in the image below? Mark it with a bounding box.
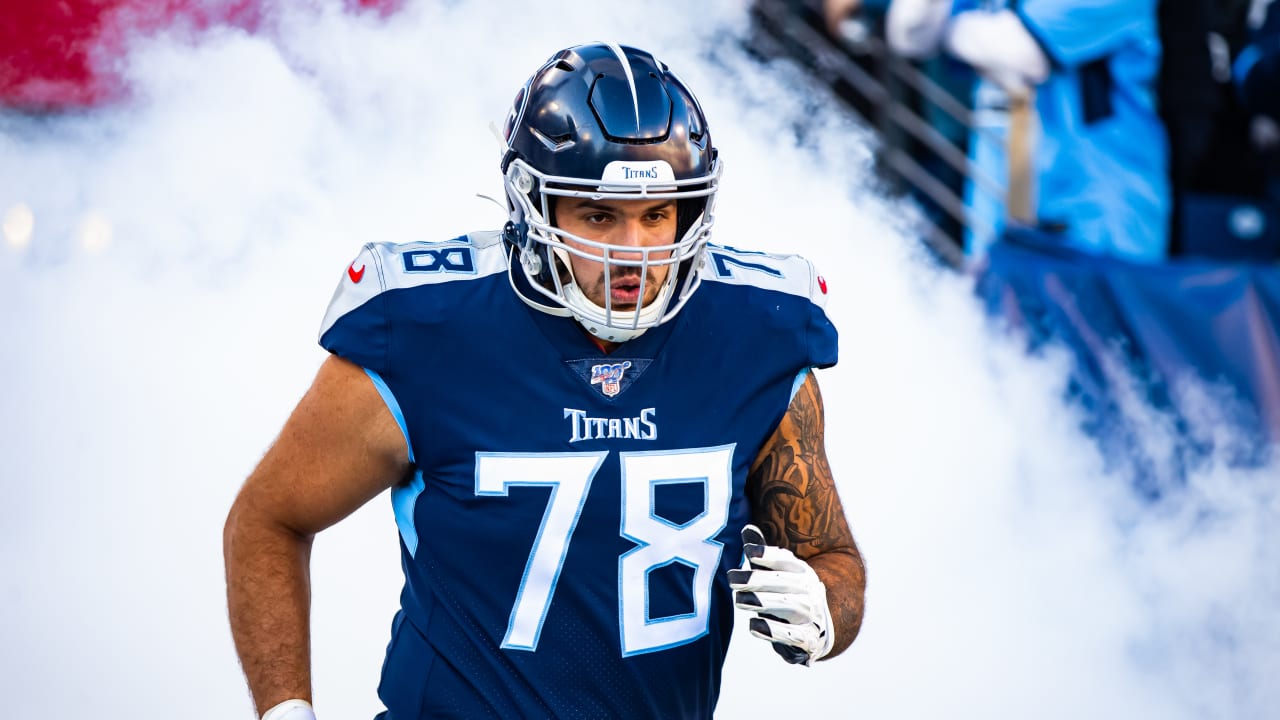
[959,0,1170,262]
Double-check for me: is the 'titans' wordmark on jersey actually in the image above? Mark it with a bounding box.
[564,407,657,442]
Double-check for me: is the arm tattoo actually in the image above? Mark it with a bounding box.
[747,373,866,657]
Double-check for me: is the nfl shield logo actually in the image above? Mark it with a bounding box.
[589,361,632,398]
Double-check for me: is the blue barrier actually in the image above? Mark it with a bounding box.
[974,229,1280,490]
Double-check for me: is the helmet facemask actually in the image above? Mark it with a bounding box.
[504,155,721,343]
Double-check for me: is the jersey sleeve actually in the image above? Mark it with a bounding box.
[318,243,391,374]
[701,245,838,370]
[801,257,838,369]
[318,233,509,374]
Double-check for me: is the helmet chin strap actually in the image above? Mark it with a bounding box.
[561,283,661,343]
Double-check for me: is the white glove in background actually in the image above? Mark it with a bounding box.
[728,525,835,666]
[886,0,954,58]
[944,9,1050,92]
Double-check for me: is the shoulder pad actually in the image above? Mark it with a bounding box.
[319,232,507,341]
[699,244,831,308]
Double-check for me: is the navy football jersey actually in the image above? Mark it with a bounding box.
[319,230,837,719]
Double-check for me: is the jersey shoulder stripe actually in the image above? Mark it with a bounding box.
[698,242,830,309]
[319,231,507,341]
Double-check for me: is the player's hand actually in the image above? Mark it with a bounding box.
[727,525,834,666]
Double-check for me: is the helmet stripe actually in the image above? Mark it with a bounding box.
[604,42,640,132]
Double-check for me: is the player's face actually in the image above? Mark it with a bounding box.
[554,197,677,310]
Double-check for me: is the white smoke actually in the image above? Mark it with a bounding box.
[1,1,1277,718]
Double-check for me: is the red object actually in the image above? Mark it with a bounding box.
[817,275,827,294]
[348,263,366,284]
[0,0,401,111]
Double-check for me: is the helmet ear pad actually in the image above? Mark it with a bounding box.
[541,198,571,287]
[675,195,707,243]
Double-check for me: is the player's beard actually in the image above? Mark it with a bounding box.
[574,265,668,312]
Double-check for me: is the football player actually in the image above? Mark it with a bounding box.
[224,42,866,720]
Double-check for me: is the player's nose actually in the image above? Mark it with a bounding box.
[618,218,648,247]
[609,219,648,260]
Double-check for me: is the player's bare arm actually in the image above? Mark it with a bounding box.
[745,371,866,658]
[223,354,411,715]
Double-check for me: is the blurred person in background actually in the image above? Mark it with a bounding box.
[1231,0,1280,231]
[1235,0,1280,125]
[223,42,866,720]
[883,0,1169,263]
[1171,0,1280,259]
[1156,0,1218,224]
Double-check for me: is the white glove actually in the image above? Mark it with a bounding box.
[728,525,835,666]
[261,699,316,720]
[943,9,1050,93]
[886,0,954,58]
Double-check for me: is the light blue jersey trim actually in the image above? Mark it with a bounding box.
[790,367,810,403]
[393,471,427,557]
[364,368,425,555]
[364,368,414,462]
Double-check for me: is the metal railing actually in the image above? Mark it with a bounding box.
[749,0,1033,267]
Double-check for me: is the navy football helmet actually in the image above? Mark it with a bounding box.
[501,42,721,342]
